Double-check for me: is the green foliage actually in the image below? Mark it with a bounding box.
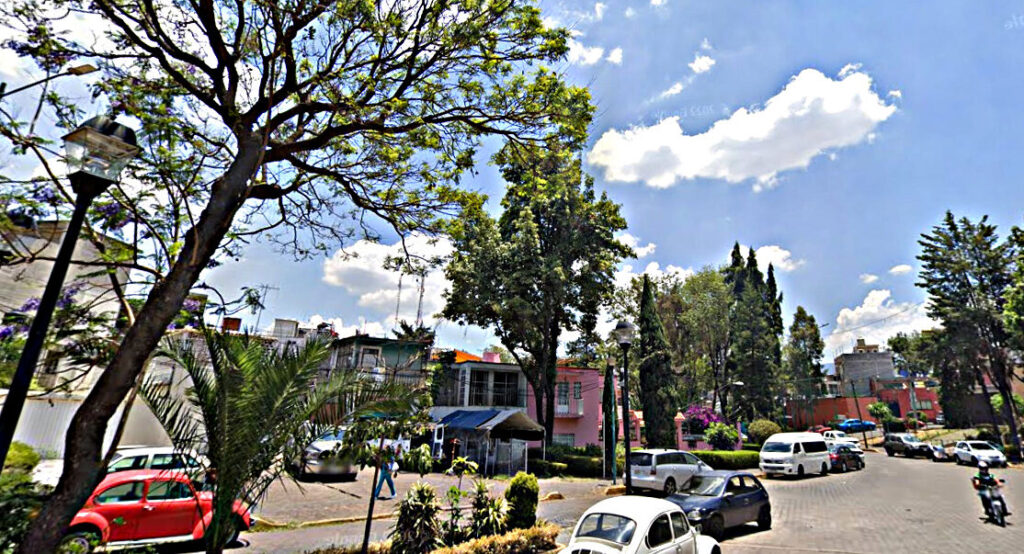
[638,275,676,448]
[689,450,761,470]
[391,482,442,554]
[783,306,825,400]
[441,486,467,547]
[401,445,435,478]
[867,402,893,422]
[446,457,479,490]
[141,330,424,553]
[990,393,1024,418]
[443,142,631,443]
[430,522,560,554]
[0,472,50,553]
[503,472,539,530]
[746,420,781,445]
[704,422,739,451]
[470,481,507,539]
[524,460,567,477]
[2,442,40,473]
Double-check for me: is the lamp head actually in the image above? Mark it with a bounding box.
[62,115,139,184]
[613,320,635,348]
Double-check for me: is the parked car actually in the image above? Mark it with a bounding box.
[107,447,207,474]
[288,428,359,480]
[822,430,861,447]
[758,432,830,477]
[628,449,714,495]
[836,419,876,433]
[954,441,1008,467]
[827,444,863,472]
[929,442,954,462]
[62,469,251,552]
[666,471,771,541]
[883,433,932,458]
[562,496,721,554]
[808,425,832,434]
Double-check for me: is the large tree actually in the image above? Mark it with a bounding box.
[727,249,781,421]
[917,211,1021,454]
[443,142,630,444]
[637,275,677,447]
[783,306,824,423]
[2,0,591,549]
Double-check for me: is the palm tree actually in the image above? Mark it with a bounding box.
[142,329,422,554]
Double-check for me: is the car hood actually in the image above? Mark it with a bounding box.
[669,494,721,512]
[560,541,625,554]
[307,439,342,453]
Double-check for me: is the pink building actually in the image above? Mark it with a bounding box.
[527,366,603,448]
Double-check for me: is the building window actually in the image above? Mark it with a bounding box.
[556,382,569,414]
[358,347,381,368]
[493,372,519,406]
[469,370,489,406]
[573,382,583,415]
[915,399,933,410]
[553,434,575,447]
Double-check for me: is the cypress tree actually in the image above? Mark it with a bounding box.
[638,275,677,447]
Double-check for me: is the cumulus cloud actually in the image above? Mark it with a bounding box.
[302,314,389,339]
[625,7,636,17]
[659,81,686,99]
[688,54,716,74]
[588,66,897,190]
[889,264,912,275]
[606,47,623,65]
[651,0,667,6]
[567,39,605,66]
[738,245,805,273]
[888,89,903,99]
[616,232,657,258]
[859,273,879,284]
[321,233,453,327]
[824,290,937,356]
[594,2,606,20]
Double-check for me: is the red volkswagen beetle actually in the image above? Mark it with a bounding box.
[62,469,251,552]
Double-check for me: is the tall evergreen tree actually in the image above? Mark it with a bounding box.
[601,362,616,473]
[727,249,781,421]
[784,306,825,405]
[637,275,677,447]
[917,211,1021,454]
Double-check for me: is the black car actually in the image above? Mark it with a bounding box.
[883,433,932,458]
[828,444,863,472]
[666,470,771,541]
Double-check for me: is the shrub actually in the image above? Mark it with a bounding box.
[563,455,603,478]
[885,419,907,433]
[431,523,560,554]
[524,460,566,477]
[681,405,722,434]
[470,481,507,539]
[741,443,762,452]
[504,473,538,530]
[689,450,760,470]
[401,444,435,477]
[704,422,738,451]
[391,482,442,554]
[971,428,1001,443]
[747,420,781,445]
[2,442,39,473]
[442,486,467,546]
[447,457,479,490]
[0,472,50,552]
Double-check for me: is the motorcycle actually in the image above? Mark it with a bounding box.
[975,478,1009,527]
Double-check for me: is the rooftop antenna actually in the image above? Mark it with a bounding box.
[415,269,426,328]
[394,272,404,326]
[252,283,279,331]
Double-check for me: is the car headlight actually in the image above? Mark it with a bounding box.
[687,509,703,520]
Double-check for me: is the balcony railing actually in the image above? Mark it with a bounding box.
[468,384,527,408]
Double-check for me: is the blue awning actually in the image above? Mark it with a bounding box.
[438,409,500,430]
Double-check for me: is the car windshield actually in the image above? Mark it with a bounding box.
[576,513,636,545]
[828,444,845,453]
[679,475,726,496]
[833,431,847,436]
[904,435,921,443]
[762,442,791,453]
[630,453,653,466]
[968,442,994,450]
[318,430,345,441]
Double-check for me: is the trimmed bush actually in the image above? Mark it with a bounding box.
[524,460,567,477]
[391,482,442,554]
[563,455,603,478]
[690,450,760,470]
[504,472,538,530]
[431,523,560,554]
[2,442,39,473]
[747,420,781,445]
[704,422,739,451]
[741,443,763,452]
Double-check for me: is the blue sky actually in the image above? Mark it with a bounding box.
[5,1,1024,360]
[204,1,1024,357]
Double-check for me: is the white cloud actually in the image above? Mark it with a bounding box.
[824,290,937,356]
[303,314,388,339]
[606,47,623,65]
[588,66,897,190]
[567,39,605,66]
[659,82,685,98]
[888,89,903,99]
[889,264,913,275]
[651,0,667,6]
[321,233,453,327]
[594,2,606,20]
[625,7,636,17]
[838,63,862,78]
[738,245,806,273]
[859,273,879,284]
[700,38,713,50]
[616,232,657,258]
[688,54,716,74]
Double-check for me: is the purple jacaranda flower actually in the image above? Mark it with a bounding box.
[57,284,81,309]
[19,297,40,312]
[182,298,201,313]
[167,322,177,331]
[0,326,13,340]
[96,203,121,219]
[32,187,58,204]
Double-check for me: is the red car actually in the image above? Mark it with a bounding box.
[808,425,832,434]
[62,469,251,552]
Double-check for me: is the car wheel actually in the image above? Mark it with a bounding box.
[840,461,848,473]
[821,462,829,475]
[971,456,978,466]
[704,513,725,540]
[757,505,772,530]
[797,465,804,477]
[664,477,677,496]
[60,530,98,553]
[885,448,894,457]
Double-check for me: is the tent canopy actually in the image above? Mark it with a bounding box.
[478,409,545,441]
[439,409,500,430]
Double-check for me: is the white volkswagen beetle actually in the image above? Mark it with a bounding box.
[561,496,721,554]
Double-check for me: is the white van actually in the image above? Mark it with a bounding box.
[759,432,830,477]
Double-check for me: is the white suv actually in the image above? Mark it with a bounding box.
[954,441,1007,467]
[627,449,713,495]
[107,446,207,474]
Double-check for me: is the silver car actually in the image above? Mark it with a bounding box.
[627,449,713,495]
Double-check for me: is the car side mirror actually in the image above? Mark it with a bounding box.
[723,492,734,501]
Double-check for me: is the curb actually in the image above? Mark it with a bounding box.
[257,503,478,530]
[604,485,625,496]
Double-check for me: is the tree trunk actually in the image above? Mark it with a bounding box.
[18,134,263,554]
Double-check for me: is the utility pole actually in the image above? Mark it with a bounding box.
[851,382,870,446]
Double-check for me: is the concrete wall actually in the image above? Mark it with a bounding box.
[788,397,881,429]
[836,351,896,395]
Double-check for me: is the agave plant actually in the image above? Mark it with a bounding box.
[142,328,422,554]
[470,480,507,539]
[390,482,442,554]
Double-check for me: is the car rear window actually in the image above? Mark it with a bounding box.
[577,513,636,545]
[630,452,653,466]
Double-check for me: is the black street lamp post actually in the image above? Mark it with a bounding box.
[0,116,138,466]
[614,319,635,494]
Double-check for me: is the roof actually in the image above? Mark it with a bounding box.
[764,432,826,442]
[439,409,501,430]
[478,409,545,441]
[700,469,756,478]
[98,469,190,487]
[582,496,682,522]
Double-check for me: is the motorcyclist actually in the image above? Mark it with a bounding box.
[972,461,1005,518]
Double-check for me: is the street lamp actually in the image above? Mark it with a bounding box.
[614,319,635,494]
[711,380,744,417]
[0,115,138,465]
[0,64,98,99]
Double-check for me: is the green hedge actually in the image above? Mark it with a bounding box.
[690,450,760,470]
[525,460,567,477]
[2,442,39,473]
[306,523,559,554]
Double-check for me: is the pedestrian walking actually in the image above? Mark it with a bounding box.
[374,445,397,500]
